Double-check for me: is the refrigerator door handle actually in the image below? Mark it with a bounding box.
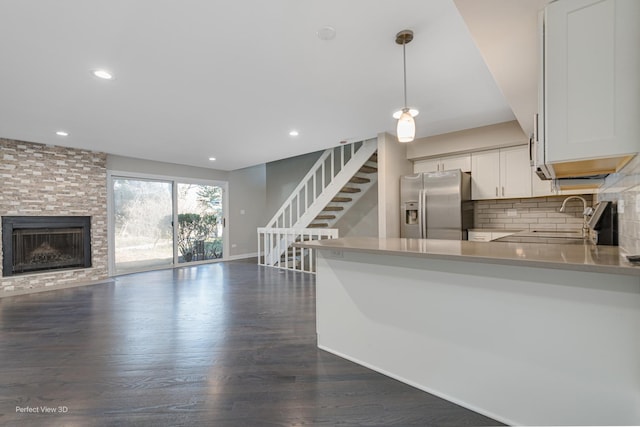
[420,189,427,238]
[417,189,422,238]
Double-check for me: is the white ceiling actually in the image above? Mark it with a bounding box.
[0,0,522,171]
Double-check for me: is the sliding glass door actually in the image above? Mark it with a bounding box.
[177,183,224,263]
[112,178,173,274]
[110,174,226,275]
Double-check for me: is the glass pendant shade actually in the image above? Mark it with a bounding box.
[396,109,415,143]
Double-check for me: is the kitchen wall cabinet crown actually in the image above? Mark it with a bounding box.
[544,0,640,164]
[472,145,532,200]
[413,153,471,174]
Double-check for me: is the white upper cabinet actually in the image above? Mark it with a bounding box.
[544,0,640,163]
[472,146,532,200]
[471,145,531,200]
[500,146,533,198]
[414,154,471,174]
[441,154,471,173]
[413,158,440,174]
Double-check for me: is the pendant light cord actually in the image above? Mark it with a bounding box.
[402,41,407,108]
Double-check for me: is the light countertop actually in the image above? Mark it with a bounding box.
[294,237,640,276]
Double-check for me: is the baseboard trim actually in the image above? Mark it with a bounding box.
[226,252,258,261]
[1,278,115,299]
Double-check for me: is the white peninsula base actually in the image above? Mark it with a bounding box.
[315,249,640,426]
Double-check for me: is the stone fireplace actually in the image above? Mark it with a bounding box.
[0,138,108,295]
[2,216,92,277]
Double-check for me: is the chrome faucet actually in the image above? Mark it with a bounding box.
[559,196,594,237]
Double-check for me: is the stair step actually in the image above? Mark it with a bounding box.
[340,187,361,193]
[331,197,352,203]
[359,165,378,173]
[323,206,344,212]
[308,223,329,228]
[369,153,378,163]
[315,214,336,220]
[349,176,370,184]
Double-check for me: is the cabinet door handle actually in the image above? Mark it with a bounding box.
[495,187,498,197]
[502,187,505,196]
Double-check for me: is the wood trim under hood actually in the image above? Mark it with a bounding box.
[551,155,634,179]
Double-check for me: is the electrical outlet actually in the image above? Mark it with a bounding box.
[231,243,237,248]
[618,199,625,214]
[240,209,245,215]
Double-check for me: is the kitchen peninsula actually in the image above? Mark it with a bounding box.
[296,237,640,426]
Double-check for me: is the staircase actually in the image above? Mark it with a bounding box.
[258,138,378,271]
[306,151,378,229]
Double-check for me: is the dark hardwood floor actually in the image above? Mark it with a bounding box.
[0,261,503,426]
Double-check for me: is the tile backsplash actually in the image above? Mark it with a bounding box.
[598,154,640,255]
[474,195,593,231]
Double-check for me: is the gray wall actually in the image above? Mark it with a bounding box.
[334,183,379,237]
[265,150,323,221]
[228,164,266,257]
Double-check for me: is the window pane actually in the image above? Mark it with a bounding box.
[113,178,173,273]
[177,183,224,263]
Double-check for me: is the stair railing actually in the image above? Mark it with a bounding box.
[260,137,376,268]
[264,138,377,230]
[257,227,338,273]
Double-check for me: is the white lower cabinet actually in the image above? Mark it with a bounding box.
[468,231,517,242]
[471,146,532,200]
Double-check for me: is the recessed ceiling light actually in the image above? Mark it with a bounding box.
[289,130,299,137]
[317,26,336,41]
[56,131,69,136]
[208,157,216,161]
[91,69,114,80]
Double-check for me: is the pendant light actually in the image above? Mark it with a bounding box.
[393,29,419,143]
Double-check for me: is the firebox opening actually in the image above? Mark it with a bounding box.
[2,216,91,277]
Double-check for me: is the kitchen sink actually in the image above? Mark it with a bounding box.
[494,229,590,245]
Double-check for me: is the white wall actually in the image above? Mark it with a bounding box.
[377,132,413,238]
[107,154,229,181]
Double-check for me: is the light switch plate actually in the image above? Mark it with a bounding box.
[507,209,517,217]
[618,199,625,214]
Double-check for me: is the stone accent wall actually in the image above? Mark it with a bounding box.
[599,154,640,255]
[0,138,108,293]
[474,194,593,231]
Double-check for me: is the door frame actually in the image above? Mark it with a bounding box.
[107,170,228,276]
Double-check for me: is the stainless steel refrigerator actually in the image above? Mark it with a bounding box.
[400,169,473,240]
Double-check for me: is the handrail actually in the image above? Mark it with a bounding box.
[264,139,374,229]
[257,227,338,273]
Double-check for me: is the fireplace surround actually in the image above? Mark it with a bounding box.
[2,216,91,277]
